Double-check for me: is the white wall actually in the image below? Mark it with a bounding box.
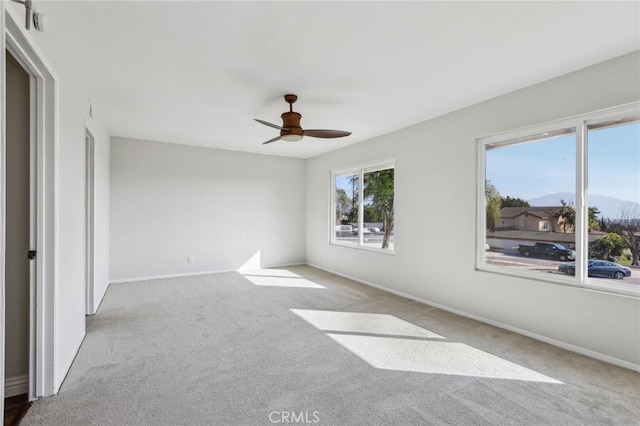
[306,51,640,368]
[110,138,306,281]
[91,123,111,313]
[47,59,110,391]
[9,3,112,389]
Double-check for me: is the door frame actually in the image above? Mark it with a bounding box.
[0,2,6,420]
[3,6,57,402]
[85,127,95,315]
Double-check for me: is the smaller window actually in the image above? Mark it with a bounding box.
[331,161,395,253]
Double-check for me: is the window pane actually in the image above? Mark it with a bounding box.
[334,173,359,245]
[587,120,639,286]
[485,131,576,277]
[363,168,394,251]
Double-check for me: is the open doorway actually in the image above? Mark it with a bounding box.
[2,8,58,421]
[4,48,32,424]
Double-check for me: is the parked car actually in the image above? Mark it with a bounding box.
[559,260,632,279]
[518,242,574,261]
[351,227,372,235]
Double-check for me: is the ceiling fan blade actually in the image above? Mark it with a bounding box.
[255,119,288,131]
[303,129,352,138]
[262,135,282,145]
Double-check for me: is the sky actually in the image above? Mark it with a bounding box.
[486,121,640,204]
[336,175,358,196]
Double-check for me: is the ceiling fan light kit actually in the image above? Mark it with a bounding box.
[281,134,303,142]
[255,94,351,145]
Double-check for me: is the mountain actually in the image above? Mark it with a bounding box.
[528,192,639,220]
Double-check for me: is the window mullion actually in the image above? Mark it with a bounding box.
[477,138,487,265]
[358,169,364,246]
[330,172,336,245]
[575,123,587,283]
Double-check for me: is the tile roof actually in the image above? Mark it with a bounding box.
[500,206,563,219]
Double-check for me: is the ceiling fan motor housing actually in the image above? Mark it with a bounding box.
[281,111,303,138]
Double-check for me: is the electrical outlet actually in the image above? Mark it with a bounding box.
[187,256,194,264]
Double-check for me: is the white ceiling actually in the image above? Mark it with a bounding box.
[26,1,640,158]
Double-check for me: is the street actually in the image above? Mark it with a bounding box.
[336,234,395,250]
[486,250,640,285]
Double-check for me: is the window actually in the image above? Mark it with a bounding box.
[478,103,639,295]
[331,161,395,253]
[587,118,640,286]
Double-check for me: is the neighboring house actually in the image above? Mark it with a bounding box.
[498,206,568,232]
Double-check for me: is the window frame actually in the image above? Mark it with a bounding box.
[330,159,396,255]
[477,102,639,297]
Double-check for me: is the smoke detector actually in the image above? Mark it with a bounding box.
[33,12,48,32]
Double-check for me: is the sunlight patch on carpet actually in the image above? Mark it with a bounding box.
[291,309,443,338]
[240,270,326,288]
[291,309,562,383]
[327,334,562,383]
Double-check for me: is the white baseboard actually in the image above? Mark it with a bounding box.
[5,374,29,398]
[109,262,307,285]
[263,262,307,269]
[307,262,640,373]
[109,268,236,284]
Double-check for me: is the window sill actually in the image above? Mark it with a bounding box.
[476,264,640,298]
[330,241,396,256]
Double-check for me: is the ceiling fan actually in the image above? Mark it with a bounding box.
[255,94,351,145]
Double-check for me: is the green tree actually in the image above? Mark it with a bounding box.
[607,205,640,266]
[485,180,501,232]
[363,169,394,249]
[501,196,530,208]
[554,201,600,232]
[347,175,359,223]
[599,217,607,232]
[335,188,350,224]
[588,206,601,231]
[363,205,384,222]
[555,199,575,233]
[589,233,625,260]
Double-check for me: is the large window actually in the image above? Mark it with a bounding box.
[331,161,395,253]
[478,103,639,295]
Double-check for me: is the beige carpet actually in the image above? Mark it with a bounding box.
[21,266,640,425]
